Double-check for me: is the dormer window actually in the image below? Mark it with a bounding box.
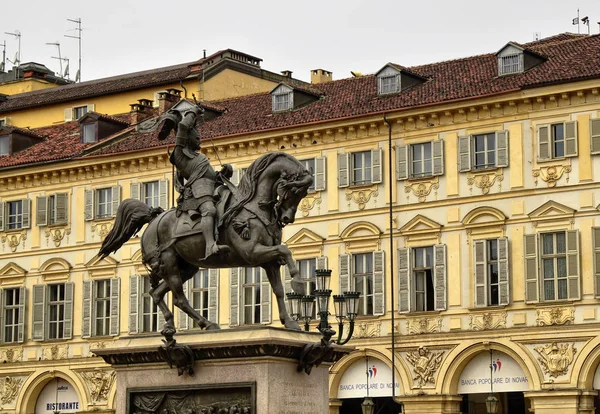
[496,42,546,76]
[273,91,292,112]
[270,83,320,113]
[82,122,98,143]
[499,53,523,75]
[376,64,426,97]
[0,134,8,156]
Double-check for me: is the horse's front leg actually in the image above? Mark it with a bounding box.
[263,264,301,331]
[251,244,305,296]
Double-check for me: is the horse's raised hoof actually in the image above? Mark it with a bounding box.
[205,322,221,330]
[284,319,302,331]
[291,279,307,296]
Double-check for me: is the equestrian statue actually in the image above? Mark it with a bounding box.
[98,104,313,342]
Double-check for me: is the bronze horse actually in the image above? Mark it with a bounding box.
[99,152,313,335]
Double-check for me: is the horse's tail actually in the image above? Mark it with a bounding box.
[98,199,164,259]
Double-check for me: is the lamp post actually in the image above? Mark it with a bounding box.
[486,349,499,414]
[361,355,375,414]
[287,268,360,345]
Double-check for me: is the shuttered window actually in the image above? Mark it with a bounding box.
[82,278,120,338]
[300,157,327,192]
[458,131,508,172]
[230,268,271,326]
[524,231,580,303]
[397,140,445,180]
[537,121,578,161]
[129,275,165,334]
[398,245,447,313]
[379,74,400,95]
[338,149,383,188]
[498,54,523,75]
[130,180,169,210]
[40,283,74,341]
[590,118,600,155]
[1,287,25,343]
[85,186,121,221]
[273,92,293,112]
[1,199,31,230]
[37,193,68,226]
[339,252,385,316]
[473,238,509,307]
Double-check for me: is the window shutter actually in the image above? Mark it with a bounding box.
[178,280,191,330]
[372,251,385,316]
[84,189,94,221]
[473,240,488,308]
[109,278,121,336]
[87,103,95,112]
[434,244,447,311]
[566,230,580,300]
[229,268,241,327]
[339,254,351,293]
[22,198,31,229]
[495,130,509,168]
[111,186,121,217]
[497,237,510,306]
[63,282,74,339]
[0,289,3,343]
[17,286,26,343]
[537,124,550,161]
[64,108,73,122]
[432,140,445,176]
[36,196,48,226]
[590,118,600,154]
[564,120,578,157]
[398,248,411,313]
[524,234,539,303]
[338,153,350,188]
[130,183,141,201]
[316,256,328,270]
[260,269,272,324]
[371,148,383,184]
[594,228,600,297]
[32,284,46,341]
[458,136,472,172]
[314,156,326,191]
[82,280,92,338]
[396,143,409,180]
[377,76,383,95]
[208,269,219,323]
[0,202,4,231]
[54,193,68,225]
[283,264,292,313]
[129,275,140,334]
[159,179,169,209]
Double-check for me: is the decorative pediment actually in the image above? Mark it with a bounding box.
[399,215,442,246]
[528,201,575,228]
[285,228,325,257]
[85,255,118,279]
[0,262,26,285]
[340,221,382,253]
[39,258,72,282]
[462,207,507,232]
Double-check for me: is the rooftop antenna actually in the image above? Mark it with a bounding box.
[572,9,580,34]
[63,58,70,79]
[533,32,541,41]
[65,18,82,82]
[1,40,5,72]
[4,30,21,79]
[46,41,65,77]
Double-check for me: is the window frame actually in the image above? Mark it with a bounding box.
[73,105,89,119]
[47,283,66,340]
[36,193,69,227]
[536,121,578,162]
[7,200,23,230]
[378,74,400,95]
[140,276,160,333]
[540,232,569,302]
[82,278,120,338]
[81,121,98,144]
[458,131,508,172]
[272,91,293,112]
[352,253,374,316]
[229,267,270,327]
[412,247,435,312]
[472,132,497,170]
[498,53,523,75]
[242,267,263,325]
[473,238,509,307]
[0,134,9,156]
[1,287,25,344]
[190,268,210,322]
[338,252,385,316]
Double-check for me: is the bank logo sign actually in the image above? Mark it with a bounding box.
[338,358,400,399]
[458,351,529,394]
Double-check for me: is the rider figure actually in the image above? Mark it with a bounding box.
[170,106,229,260]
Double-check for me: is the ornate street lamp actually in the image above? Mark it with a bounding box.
[361,396,375,414]
[287,268,360,344]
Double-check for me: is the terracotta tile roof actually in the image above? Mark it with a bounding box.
[3,33,600,168]
[0,63,193,114]
[80,111,132,126]
[0,126,45,139]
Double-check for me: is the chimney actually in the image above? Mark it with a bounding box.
[281,70,293,78]
[311,69,332,84]
[158,89,181,113]
[0,93,8,102]
[129,103,152,124]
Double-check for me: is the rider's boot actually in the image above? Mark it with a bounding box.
[199,214,230,260]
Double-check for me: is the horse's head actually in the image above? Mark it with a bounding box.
[274,169,313,226]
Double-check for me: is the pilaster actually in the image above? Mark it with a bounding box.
[328,398,342,414]
[400,394,462,414]
[524,389,591,414]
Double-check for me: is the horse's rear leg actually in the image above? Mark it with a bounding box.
[264,264,301,330]
[160,249,220,330]
[149,281,174,330]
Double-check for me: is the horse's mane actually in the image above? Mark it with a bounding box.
[220,152,303,228]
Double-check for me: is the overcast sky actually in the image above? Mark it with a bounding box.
[2,0,599,84]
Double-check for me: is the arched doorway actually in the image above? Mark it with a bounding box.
[35,377,81,413]
[457,350,530,414]
[337,356,403,413]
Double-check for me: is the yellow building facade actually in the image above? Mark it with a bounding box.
[1,34,600,414]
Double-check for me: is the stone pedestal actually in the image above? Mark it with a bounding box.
[93,326,351,414]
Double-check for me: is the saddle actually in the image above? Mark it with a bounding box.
[172,185,233,239]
